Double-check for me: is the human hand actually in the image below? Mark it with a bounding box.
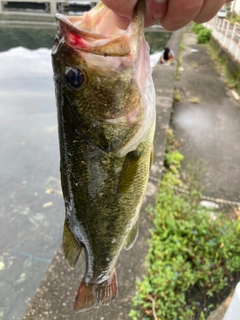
[102,0,233,31]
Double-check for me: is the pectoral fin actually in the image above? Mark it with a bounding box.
[117,149,142,195]
[62,220,82,268]
[124,219,139,250]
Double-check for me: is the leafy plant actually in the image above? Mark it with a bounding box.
[191,22,212,43]
[197,29,212,44]
[226,11,240,24]
[165,150,184,173]
[130,144,240,320]
[232,15,240,23]
[191,23,205,34]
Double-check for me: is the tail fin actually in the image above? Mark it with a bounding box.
[73,269,118,312]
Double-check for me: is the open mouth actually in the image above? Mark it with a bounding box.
[55,2,143,56]
[56,3,128,53]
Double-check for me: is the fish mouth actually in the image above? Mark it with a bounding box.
[55,1,144,56]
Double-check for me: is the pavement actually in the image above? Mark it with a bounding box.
[173,31,240,204]
[22,28,240,320]
[172,30,240,319]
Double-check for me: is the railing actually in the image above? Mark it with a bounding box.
[205,16,240,63]
[0,0,100,15]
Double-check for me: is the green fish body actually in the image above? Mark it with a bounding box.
[52,0,155,312]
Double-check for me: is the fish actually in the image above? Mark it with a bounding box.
[52,0,156,313]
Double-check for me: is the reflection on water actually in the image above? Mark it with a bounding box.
[0,26,170,53]
[0,20,170,320]
[145,31,172,54]
[0,27,55,51]
[0,42,64,320]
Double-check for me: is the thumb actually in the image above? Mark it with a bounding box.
[101,0,137,29]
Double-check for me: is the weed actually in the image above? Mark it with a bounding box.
[191,23,205,34]
[173,89,182,102]
[226,11,240,24]
[179,43,185,51]
[175,55,183,81]
[129,137,240,320]
[189,96,200,104]
[191,23,212,44]
[208,44,240,94]
[197,29,212,44]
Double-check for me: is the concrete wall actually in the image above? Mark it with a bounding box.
[210,37,240,89]
[231,0,240,14]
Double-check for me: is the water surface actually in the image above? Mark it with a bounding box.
[0,26,63,320]
[0,23,170,320]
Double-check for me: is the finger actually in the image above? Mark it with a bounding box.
[101,0,137,21]
[109,14,132,30]
[160,0,205,31]
[144,0,168,27]
[102,0,166,30]
[194,0,228,23]
[101,0,137,29]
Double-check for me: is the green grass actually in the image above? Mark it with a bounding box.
[208,44,240,94]
[129,134,240,320]
[226,12,240,24]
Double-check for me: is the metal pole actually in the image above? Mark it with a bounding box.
[50,0,57,15]
[231,0,236,19]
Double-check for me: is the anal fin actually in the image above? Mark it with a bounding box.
[74,269,118,313]
[62,220,82,269]
[124,219,139,250]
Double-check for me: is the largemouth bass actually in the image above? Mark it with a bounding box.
[52,0,155,312]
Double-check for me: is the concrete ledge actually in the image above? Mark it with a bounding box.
[22,29,182,320]
[207,292,234,320]
[210,37,240,90]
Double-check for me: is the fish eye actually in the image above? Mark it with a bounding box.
[65,67,84,89]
